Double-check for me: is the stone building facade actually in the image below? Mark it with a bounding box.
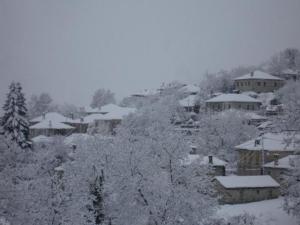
[234,70,284,93]
[215,175,280,204]
[206,94,261,112]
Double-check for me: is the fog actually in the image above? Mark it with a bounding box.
[1,0,300,107]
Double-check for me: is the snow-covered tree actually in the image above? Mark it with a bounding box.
[1,82,30,148]
[90,89,116,109]
[283,156,300,221]
[28,93,53,118]
[267,48,300,74]
[105,98,218,225]
[194,110,258,168]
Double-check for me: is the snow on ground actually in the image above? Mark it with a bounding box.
[218,197,298,225]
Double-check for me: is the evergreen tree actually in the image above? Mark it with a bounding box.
[1,82,30,148]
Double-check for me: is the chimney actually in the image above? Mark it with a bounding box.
[208,155,213,164]
[42,112,46,120]
[49,120,52,128]
[274,154,279,166]
[250,71,254,77]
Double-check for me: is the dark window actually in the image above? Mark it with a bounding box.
[257,82,261,86]
[241,82,243,86]
[247,105,250,110]
[263,82,266,87]
[256,190,260,194]
[228,104,231,109]
[248,81,250,86]
[274,82,277,87]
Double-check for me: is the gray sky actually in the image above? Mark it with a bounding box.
[1,0,300,107]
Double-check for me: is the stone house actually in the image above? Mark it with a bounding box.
[29,120,75,138]
[214,175,280,204]
[263,155,300,187]
[276,69,300,81]
[205,94,261,112]
[179,95,200,113]
[236,133,299,175]
[234,70,284,93]
[85,104,136,135]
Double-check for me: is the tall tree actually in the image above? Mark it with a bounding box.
[28,93,53,118]
[1,82,30,148]
[90,89,116,109]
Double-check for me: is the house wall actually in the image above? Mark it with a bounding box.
[214,165,226,176]
[206,101,261,112]
[64,122,88,133]
[264,167,290,188]
[215,181,280,204]
[29,128,74,138]
[234,79,284,93]
[237,149,294,175]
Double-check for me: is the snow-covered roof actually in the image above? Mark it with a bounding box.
[31,135,53,143]
[263,155,300,169]
[131,89,157,97]
[181,154,227,166]
[281,69,300,75]
[81,106,102,114]
[206,94,261,103]
[179,84,200,94]
[179,95,198,107]
[244,112,267,120]
[84,105,136,122]
[258,121,273,130]
[31,112,70,123]
[215,175,280,189]
[99,104,135,114]
[234,70,283,81]
[30,120,75,129]
[235,133,300,152]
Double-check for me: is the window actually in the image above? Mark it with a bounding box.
[236,82,239,87]
[248,81,250,86]
[256,190,260,195]
[228,104,231,109]
[257,82,261,86]
[247,105,250,110]
[241,82,243,86]
[263,82,266,87]
[274,82,277,87]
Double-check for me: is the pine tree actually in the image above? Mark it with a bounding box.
[1,82,30,148]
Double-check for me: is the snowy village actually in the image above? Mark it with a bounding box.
[1,1,300,225]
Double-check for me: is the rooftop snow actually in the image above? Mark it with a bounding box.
[84,105,136,122]
[131,89,157,97]
[31,112,70,123]
[179,84,200,94]
[215,175,280,189]
[234,70,283,81]
[81,106,102,114]
[206,94,261,103]
[281,69,300,75]
[181,154,227,166]
[263,155,300,169]
[179,95,198,107]
[235,133,300,152]
[30,120,75,129]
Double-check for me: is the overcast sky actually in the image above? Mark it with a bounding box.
[1,0,300,107]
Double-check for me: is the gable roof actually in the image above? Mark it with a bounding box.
[206,94,261,103]
[215,175,280,189]
[234,70,283,81]
[30,120,75,129]
[263,155,300,169]
[235,133,300,152]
